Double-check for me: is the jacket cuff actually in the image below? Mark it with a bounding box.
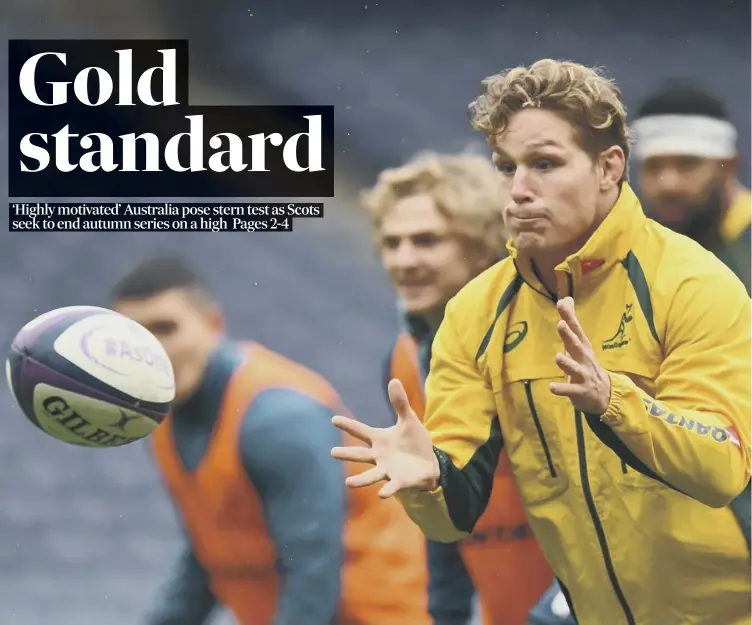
[601,371,635,427]
[395,482,445,506]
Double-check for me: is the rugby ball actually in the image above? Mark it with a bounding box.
[6,305,175,448]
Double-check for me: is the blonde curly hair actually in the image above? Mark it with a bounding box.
[360,151,507,259]
[468,59,632,178]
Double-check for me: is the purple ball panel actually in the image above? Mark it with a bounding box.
[7,347,43,432]
[13,352,168,425]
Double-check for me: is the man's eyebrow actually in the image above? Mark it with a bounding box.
[526,139,565,150]
[493,140,564,160]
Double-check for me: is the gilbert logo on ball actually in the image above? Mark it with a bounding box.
[6,305,175,448]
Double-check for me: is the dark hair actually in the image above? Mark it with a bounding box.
[636,80,729,121]
[110,255,209,301]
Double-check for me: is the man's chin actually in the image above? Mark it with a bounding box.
[402,303,439,318]
[401,296,444,318]
[174,376,201,407]
[511,231,546,252]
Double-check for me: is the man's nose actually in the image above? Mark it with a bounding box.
[392,241,421,268]
[655,167,684,193]
[510,168,535,204]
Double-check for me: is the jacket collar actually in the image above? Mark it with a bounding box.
[506,182,646,297]
[721,185,751,241]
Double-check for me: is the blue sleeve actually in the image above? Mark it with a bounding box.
[427,537,476,625]
[146,532,217,625]
[240,388,345,625]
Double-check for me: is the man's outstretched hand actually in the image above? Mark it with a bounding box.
[331,379,440,499]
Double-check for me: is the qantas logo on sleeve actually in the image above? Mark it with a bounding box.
[642,398,744,449]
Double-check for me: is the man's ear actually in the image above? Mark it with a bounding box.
[720,155,739,179]
[207,302,225,334]
[598,145,626,191]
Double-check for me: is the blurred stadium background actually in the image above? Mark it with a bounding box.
[1,1,749,623]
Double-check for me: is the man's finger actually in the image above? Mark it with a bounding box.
[388,378,417,422]
[331,445,375,465]
[554,352,582,379]
[378,479,402,499]
[557,320,588,361]
[556,297,590,345]
[549,381,583,398]
[332,415,375,445]
[345,466,388,489]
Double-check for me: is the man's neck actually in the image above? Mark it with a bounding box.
[405,304,446,341]
[530,234,594,295]
[174,336,226,410]
[423,306,446,333]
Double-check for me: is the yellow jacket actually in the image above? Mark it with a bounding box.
[718,185,751,294]
[398,183,751,625]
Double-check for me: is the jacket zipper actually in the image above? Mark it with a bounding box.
[523,380,557,478]
[575,411,635,624]
[621,460,628,474]
[566,273,634,624]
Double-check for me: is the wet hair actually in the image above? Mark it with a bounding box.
[469,59,631,179]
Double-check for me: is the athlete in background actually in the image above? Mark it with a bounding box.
[111,255,430,625]
[361,151,567,625]
[633,80,750,293]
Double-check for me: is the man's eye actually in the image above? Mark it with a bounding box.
[150,322,177,335]
[497,162,516,175]
[535,159,557,171]
[413,234,440,247]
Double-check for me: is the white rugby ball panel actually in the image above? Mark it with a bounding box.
[53,313,175,404]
